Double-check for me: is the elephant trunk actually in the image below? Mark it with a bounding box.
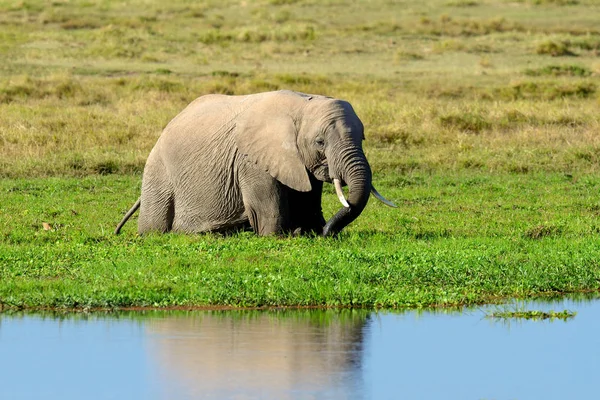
[323,147,372,237]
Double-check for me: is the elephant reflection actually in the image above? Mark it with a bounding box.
[146,310,368,399]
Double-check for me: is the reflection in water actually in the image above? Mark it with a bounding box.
[146,310,368,399]
[1,297,599,400]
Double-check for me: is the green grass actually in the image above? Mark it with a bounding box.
[1,173,599,310]
[1,0,599,310]
[485,307,577,321]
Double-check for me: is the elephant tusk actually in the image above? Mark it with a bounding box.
[334,179,350,208]
[371,186,398,208]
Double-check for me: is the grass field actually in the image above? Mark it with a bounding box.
[1,0,599,310]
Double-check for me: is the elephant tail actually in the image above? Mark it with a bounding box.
[114,198,141,235]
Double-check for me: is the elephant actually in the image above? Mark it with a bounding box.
[115,90,395,237]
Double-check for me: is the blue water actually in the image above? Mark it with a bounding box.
[1,297,598,400]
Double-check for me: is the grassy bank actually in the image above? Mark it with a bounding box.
[1,0,599,309]
[1,173,599,309]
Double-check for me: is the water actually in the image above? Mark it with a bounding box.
[1,297,599,400]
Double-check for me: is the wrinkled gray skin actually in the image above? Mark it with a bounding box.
[115,90,374,237]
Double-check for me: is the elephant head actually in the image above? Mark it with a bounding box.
[235,90,395,236]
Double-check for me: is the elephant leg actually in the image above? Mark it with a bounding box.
[289,176,326,235]
[138,157,175,234]
[240,168,289,236]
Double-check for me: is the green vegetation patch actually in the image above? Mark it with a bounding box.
[197,25,317,45]
[493,81,596,100]
[535,40,577,57]
[486,308,577,321]
[528,0,579,5]
[524,64,592,77]
[438,112,492,134]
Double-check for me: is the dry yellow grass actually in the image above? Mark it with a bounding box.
[1,0,599,177]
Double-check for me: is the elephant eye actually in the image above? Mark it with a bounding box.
[315,137,325,148]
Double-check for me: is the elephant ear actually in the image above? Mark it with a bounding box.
[235,114,312,192]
